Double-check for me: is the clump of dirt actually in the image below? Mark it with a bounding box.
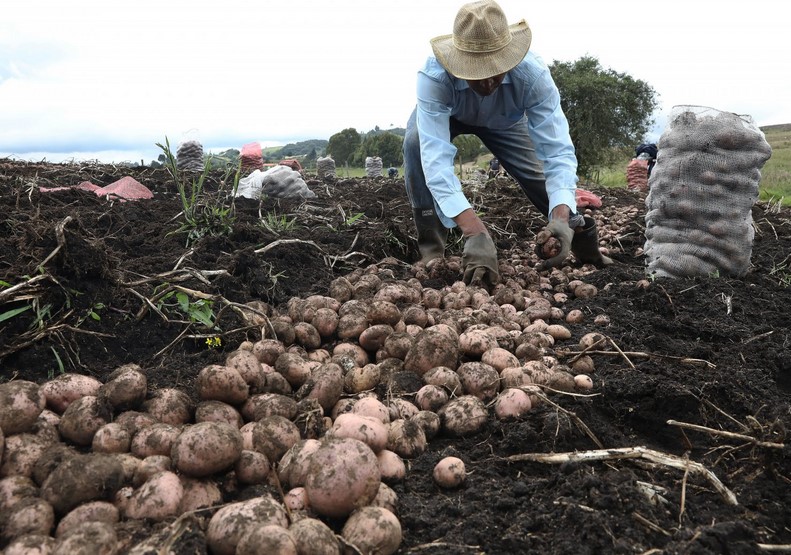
[1,159,790,554]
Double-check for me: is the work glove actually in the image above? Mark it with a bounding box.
[535,219,574,270]
[462,233,500,287]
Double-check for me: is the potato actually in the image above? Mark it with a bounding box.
[250,415,301,462]
[241,393,298,422]
[439,396,489,437]
[130,423,181,458]
[332,342,370,368]
[294,321,322,350]
[344,364,381,394]
[132,455,172,488]
[141,388,193,426]
[387,398,419,420]
[113,411,157,436]
[41,453,124,515]
[1,433,48,478]
[359,324,394,353]
[458,328,499,358]
[403,328,459,376]
[0,380,46,435]
[275,352,317,389]
[571,355,596,374]
[336,312,368,341]
[376,449,406,483]
[305,438,381,518]
[422,366,462,396]
[414,384,449,412]
[370,482,398,514]
[0,497,54,543]
[55,501,119,538]
[92,423,131,454]
[196,364,249,405]
[0,475,38,513]
[574,374,594,390]
[284,486,309,511]
[40,373,102,414]
[386,419,426,458]
[277,439,322,488]
[329,413,388,453]
[58,395,111,446]
[341,506,402,555]
[329,276,354,303]
[30,444,76,487]
[289,518,341,555]
[235,450,271,485]
[481,347,520,372]
[125,470,183,521]
[53,520,117,555]
[298,362,343,410]
[352,396,390,424]
[411,410,441,440]
[579,331,607,350]
[178,476,222,513]
[2,534,56,555]
[194,400,244,428]
[206,496,289,555]
[253,339,286,365]
[237,524,297,555]
[380,331,414,360]
[171,421,243,478]
[226,349,266,392]
[494,388,532,420]
[97,364,147,411]
[456,362,500,402]
[433,456,466,488]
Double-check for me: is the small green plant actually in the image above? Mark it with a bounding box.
[157,290,217,329]
[344,212,365,227]
[260,210,298,234]
[769,256,791,287]
[49,347,65,379]
[157,137,239,246]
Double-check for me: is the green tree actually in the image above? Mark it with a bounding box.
[453,134,485,165]
[353,132,404,167]
[550,55,658,179]
[327,128,361,165]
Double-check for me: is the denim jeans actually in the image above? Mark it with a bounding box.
[403,108,583,228]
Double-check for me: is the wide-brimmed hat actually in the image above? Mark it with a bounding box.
[430,0,531,80]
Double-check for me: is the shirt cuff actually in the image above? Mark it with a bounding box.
[548,188,577,218]
[435,192,472,228]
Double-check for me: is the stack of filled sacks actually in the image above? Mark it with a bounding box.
[176,140,204,171]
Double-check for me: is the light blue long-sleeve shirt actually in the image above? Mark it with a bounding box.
[415,52,579,221]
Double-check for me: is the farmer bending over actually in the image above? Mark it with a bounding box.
[403,0,612,286]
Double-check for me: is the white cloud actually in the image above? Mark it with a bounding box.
[2,0,789,163]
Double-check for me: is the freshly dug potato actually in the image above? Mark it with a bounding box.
[206,495,289,555]
[237,524,297,555]
[30,444,76,487]
[41,453,124,515]
[235,450,271,485]
[403,328,459,376]
[294,322,322,350]
[387,398,419,420]
[312,307,340,339]
[414,384,449,412]
[411,410,441,440]
[40,373,102,414]
[130,423,181,458]
[171,421,243,478]
[380,331,414,361]
[1,433,49,478]
[494,388,532,420]
[341,506,402,555]
[329,413,388,453]
[274,352,316,389]
[142,388,193,426]
[253,338,287,365]
[343,363,381,394]
[359,324,395,353]
[0,497,54,543]
[226,349,266,392]
[97,364,147,411]
[0,475,38,513]
[458,328,498,358]
[422,366,463,396]
[52,521,117,555]
[332,342,370,368]
[574,374,594,390]
[241,393,298,421]
[278,439,322,488]
[456,362,500,402]
[58,395,111,446]
[370,481,399,515]
[196,364,249,405]
[2,534,56,555]
[92,423,131,454]
[386,419,427,458]
[194,400,244,428]
[113,410,157,436]
[305,438,381,518]
[55,501,119,538]
[250,415,301,462]
[284,486,309,511]
[376,449,406,483]
[0,380,46,435]
[178,476,223,513]
[352,396,390,424]
[289,518,341,555]
[298,362,343,410]
[481,347,520,372]
[125,470,183,521]
[433,456,466,488]
[132,455,172,488]
[439,396,489,437]
[571,355,595,374]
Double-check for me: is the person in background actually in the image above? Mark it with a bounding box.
[488,157,501,178]
[403,0,612,286]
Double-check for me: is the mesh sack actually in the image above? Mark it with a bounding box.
[176,140,204,171]
[317,156,336,178]
[626,158,649,191]
[365,156,383,177]
[644,105,772,278]
[240,142,264,174]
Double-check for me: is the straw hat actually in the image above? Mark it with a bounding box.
[430,0,532,80]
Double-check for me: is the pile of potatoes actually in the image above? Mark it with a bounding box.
[0,260,607,554]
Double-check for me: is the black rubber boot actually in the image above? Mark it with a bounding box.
[572,216,613,266]
[412,207,447,263]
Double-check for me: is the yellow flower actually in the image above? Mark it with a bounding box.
[205,336,222,349]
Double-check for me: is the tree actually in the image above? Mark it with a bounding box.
[453,134,485,165]
[353,132,404,167]
[550,56,658,180]
[327,128,361,165]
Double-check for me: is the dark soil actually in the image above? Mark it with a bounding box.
[1,159,790,554]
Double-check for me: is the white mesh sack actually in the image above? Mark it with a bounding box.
[235,166,316,200]
[176,140,205,171]
[644,105,772,278]
[365,156,383,177]
[317,156,336,178]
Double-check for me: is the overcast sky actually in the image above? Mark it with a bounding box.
[2,0,788,164]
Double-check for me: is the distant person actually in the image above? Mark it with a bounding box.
[488,157,501,178]
[402,0,612,285]
[635,143,658,177]
[388,167,399,179]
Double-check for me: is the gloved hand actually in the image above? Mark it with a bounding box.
[535,219,573,269]
[462,233,500,286]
